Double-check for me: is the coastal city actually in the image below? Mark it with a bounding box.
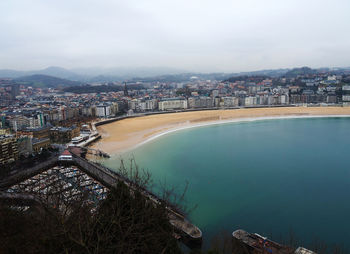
[2,0,350,252]
[2,67,350,162]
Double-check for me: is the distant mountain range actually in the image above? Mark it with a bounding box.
[0,66,187,82]
[283,67,317,78]
[15,74,81,88]
[1,66,350,88]
[0,66,293,82]
[0,67,83,81]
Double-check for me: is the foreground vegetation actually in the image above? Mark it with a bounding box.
[0,182,182,254]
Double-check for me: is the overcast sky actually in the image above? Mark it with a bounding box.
[1,0,350,72]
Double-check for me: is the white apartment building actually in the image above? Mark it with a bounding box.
[244,96,257,106]
[96,105,111,117]
[221,97,239,107]
[158,99,188,111]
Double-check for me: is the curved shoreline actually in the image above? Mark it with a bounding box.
[132,114,350,152]
[91,107,350,155]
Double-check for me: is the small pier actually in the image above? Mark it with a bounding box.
[79,133,101,147]
[68,123,109,158]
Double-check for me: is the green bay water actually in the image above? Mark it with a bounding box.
[101,117,350,249]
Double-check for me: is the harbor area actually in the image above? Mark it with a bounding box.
[4,165,108,206]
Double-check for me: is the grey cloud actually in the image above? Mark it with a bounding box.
[0,0,350,72]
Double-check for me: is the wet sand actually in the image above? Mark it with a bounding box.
[91,107,350,154]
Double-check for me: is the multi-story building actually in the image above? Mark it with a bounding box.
[129,99,157,112]
[342,85,350,105]
[244,96,257,106]
[45,109,60,122]
[81,106,94,117]
[256,93,269,105]
[128,99,140,112]
[11,84,20,100]
[188,97,213,109]
[8,115,31,130]
[0,135,19,165]
[111,102,119,115]
[327,95,337,104]
[96,105,111,117]
[290,94,301,104]
[32,138,51,153]
[50,126,80,144]
[144,99,158,111]
[220,97,239,107]
[279,94,289,105]
[17,136,33,156]
[19,126,50,140]
[158,98,188,111]
[188,97,198,108]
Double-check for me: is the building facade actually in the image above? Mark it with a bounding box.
[158,99,188,111]
[0,135,19,165]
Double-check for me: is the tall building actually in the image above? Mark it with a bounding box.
[0,135,19,165]
[96,105,111,117]
[11,84,20,100]
[124,82,129,96]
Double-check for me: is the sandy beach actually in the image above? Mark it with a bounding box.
[91,107,350,154]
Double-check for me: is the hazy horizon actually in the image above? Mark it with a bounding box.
[0,64,349,74]
[1,0,350,72]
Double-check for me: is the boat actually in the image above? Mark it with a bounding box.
[232,229,294,254]
[168,211,202,246]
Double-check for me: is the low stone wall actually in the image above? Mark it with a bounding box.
[72,155,120,188]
